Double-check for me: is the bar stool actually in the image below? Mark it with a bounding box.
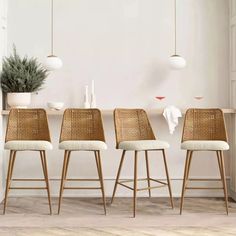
[111,109,174,217]
[180,108,229,214]
[58,109,107,214]
[3,109,52,214]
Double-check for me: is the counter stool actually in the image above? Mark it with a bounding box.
[180,108,229,214]
[58,109,107,214]
[111,109,174,217]
[3,109,52,214]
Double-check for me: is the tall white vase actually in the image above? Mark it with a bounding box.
[90,93,96,108]
[83,86,90,108]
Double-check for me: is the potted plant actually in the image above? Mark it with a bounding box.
[0,46,48,108]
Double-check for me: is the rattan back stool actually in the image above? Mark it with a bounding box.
[3,109,52,214]
[58,109,107,214]
[111,109,174,217]
[180,108,229,214]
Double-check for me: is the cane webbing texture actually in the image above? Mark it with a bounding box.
[114,109,155,148]
[182,109,227,142]
[60,109,105,142]
[5,109,51,142]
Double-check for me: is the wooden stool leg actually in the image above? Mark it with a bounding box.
[145,151,151,198]
[180,150,191,215]
[40,151,52,215]
[95,151,107,215]
[216,151,223,180]
[111,150,126,204]
[133,151,138,218]
[58,150,70,214]
[186,151,193,181]
[219,151,229,215]
[162,149,174,209]
[3,150,16,214]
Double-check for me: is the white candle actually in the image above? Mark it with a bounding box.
[91,80,95,94]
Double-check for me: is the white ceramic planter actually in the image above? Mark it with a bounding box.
[7,93,31,108]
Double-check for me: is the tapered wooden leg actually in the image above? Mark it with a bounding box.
[162,149,174,209]
[145,151,151,198]
[180,150,190,215]
[58,150,69,214]
[95,151,107,215]
[186,151,193,182]
[133,151,138,218]
[40,151,52,215]
[219,151,229,215]
[64,151,71,179]
[111,150,126,204]
[216,151,223,179]
[9,151,16,180]
[3,150,15,214]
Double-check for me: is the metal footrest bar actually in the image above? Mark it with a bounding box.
[188,178,222,182]
[11,178,45,182]
[64,187,101,190]
[9,187,47,190]
[185,187,224,190]
[65,178,100,182]
[149,178,168,185]
[117,178,169,192]
[137,185,167,191]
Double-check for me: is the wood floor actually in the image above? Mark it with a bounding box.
[0,197,235,235]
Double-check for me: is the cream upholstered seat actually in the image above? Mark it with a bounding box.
[119,140,170,151]
[181,140,229,151]
[5,140,53,151]
[59,140,107,150]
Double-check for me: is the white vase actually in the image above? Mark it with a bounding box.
[7,92,31,108]
[90,93,96,108]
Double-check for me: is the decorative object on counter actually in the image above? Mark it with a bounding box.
[155,96,166,100]
[45,0,62,71]
[47,102,64,110]
[0,46,48,108]
[163,105,182,134]
[90,80,96,108]
[169,0,186,69]
[83,85,90,108]
[194,95,204,100]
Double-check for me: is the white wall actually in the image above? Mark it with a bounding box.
[4,0,230,197]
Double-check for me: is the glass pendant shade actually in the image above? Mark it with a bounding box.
[45,55,63,71]
[169,55,186,69]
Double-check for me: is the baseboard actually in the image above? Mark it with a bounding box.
[7,178,230,198]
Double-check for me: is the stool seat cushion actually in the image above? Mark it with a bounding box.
[181,140,229,151]
[5,140,53,151]
[118,140,170,151]
[59,140,107,150]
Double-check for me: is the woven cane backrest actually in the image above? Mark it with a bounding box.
[5,109,51,142]
[182,109,227,142]
[114,109,155,148]
[60,109,105,142]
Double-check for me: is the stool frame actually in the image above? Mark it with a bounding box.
[180,109,229,214]
[111,109,174,217]
[57,109,106,215]
[3,109,52,214]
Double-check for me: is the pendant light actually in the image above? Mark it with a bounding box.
[45,0,62,71]
[169,0,186,69]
